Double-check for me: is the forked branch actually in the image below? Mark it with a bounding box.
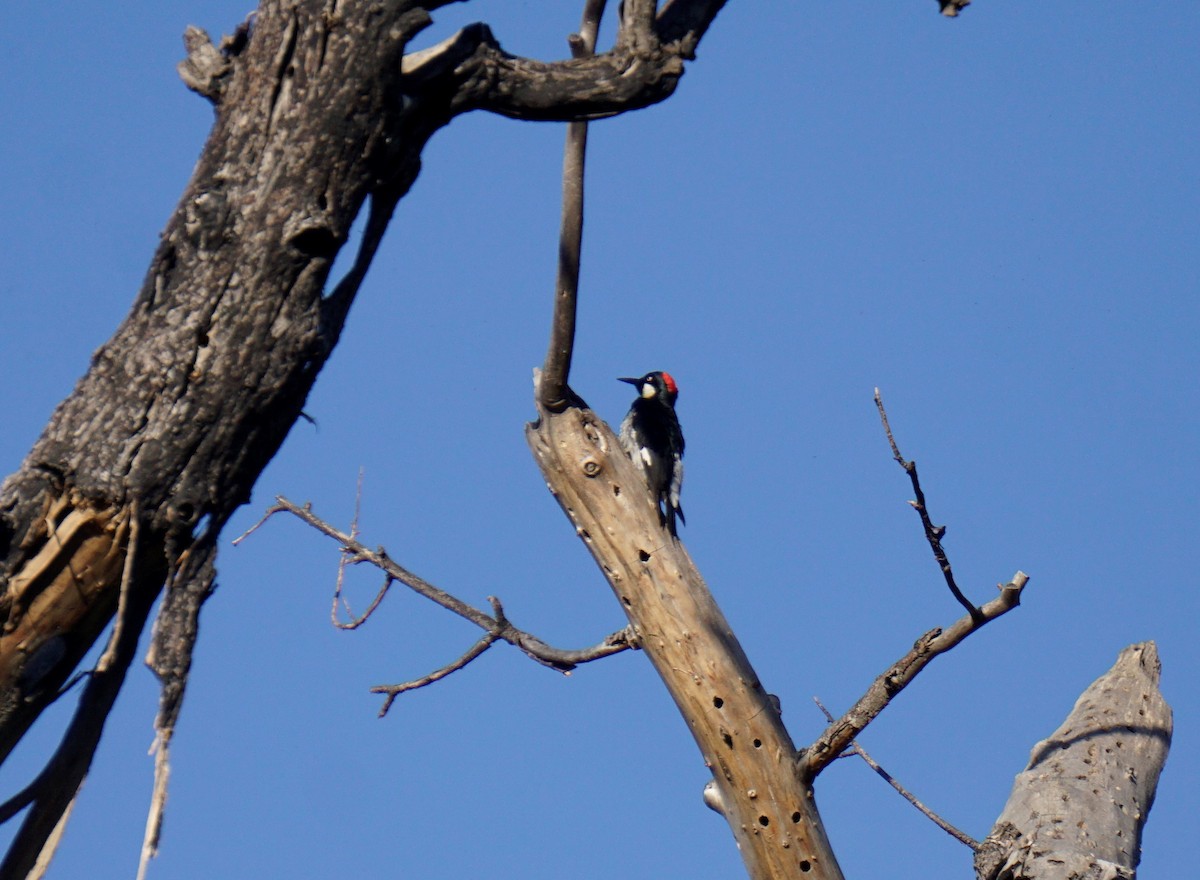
[800,392,1029,779]
[235,497,637,705]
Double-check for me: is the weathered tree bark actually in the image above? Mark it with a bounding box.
[974,642,1171,880]
[527,392,844,880]
[1,2,1174,878]
[0,0,728,869]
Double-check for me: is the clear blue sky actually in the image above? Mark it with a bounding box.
[1,3,1196,878]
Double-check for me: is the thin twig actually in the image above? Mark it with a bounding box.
[136,732,169,880]
[813,697,978,849]
[242,496,638,673]
[372,632,501,716]
[800,571,1027,781]
[329,469,394,629]
[335,571,393,631]
[874,388,979,620]
[28,795,77,880]
[331,468,364,624]
[537,0,606,410]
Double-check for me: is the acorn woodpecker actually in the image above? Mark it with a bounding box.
[618,371,686,536]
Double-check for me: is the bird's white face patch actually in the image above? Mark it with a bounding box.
[639,447,654,467]
[641,382,657,399]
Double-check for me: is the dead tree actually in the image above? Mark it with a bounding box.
[0,1,1171,878]
[975,643,1171,880]
[0,1,729,873]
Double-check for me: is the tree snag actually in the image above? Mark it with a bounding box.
[975,642,1172,880]
[527,393,844,880]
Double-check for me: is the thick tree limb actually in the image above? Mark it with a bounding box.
[444,0,730,121]
[538,0,607,410]
[0,495,154,763]
[0,0,980,868]
[0,0,734,817]
[975,642,1171,880]
[447,32,681,121]
[0,0,736,762]
[527,391,844,880]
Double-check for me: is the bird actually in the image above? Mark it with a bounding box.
[618,371,686,536]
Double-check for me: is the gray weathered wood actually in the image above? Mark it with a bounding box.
[975,642,1172,880]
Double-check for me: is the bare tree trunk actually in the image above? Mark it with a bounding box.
[527,394,844,880]
[975,642,1172,880]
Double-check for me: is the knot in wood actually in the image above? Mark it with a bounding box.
[580,456,602,477]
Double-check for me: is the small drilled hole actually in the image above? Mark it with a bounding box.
[799,860,812,872]
[791,812,802,823]
[753,738,762,748]
[638,550,651,562]
[713,696,724,709]
[758,815,770,827]
[722,731,733,748]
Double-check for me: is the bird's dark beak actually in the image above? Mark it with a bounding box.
[618,377,641,387]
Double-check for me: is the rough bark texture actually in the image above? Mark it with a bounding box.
[527,392,844,880]
[0,2,421,765]
[4,3,1170,879]
[0,0,724,770]
[975,642,1172,880]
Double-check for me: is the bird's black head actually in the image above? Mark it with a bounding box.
[619,371,679,405]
